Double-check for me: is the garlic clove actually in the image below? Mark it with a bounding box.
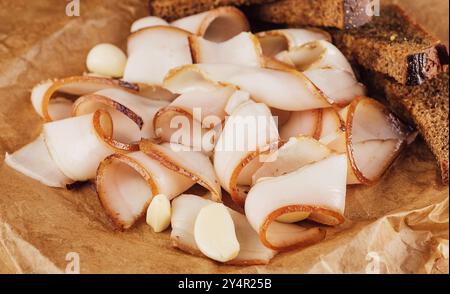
[194,203,240,263]
[86,43,127,78]
[146,194,172,233]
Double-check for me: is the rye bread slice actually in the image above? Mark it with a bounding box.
[148,0,275,21]
[332,4,449,86]
[362,70,449,185]
[251,0,373,29]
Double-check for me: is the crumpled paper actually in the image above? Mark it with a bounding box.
[0,0,448,274]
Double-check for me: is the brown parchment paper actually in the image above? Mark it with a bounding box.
[0,0,448,274]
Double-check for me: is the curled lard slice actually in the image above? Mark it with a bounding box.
[73,88,169,152]
[123,26,193,85]
[280,109,322,141]
[304,68,366,106]
[214,100,280,206]
[274,40,365,106]
[171,195,277,265]
[131,16,169,33]
[190,32,264,67]
[256,36,365,106]
[43,110,116,182]
[317,108,347,153]
[137,84,177,102]
[245,154,347,251]
[164,64,330,111]
[153,86,236,152]
[279,97,409,185]
[140,140,222,202]
[171,6,250,42]
[280,108,346,152]
[343,97,410,185]
[5,135,74,188]
[275,40,354,74]
[45,97,73,121]
[31,76,138,121]
[96,151,194,230]
[257,29,331,57]
[251,136,333,185]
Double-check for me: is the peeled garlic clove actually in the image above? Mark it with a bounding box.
[86,43,127,78]
[146,194,172,233]
[194,203,240,263]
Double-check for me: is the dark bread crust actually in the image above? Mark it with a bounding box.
[149,0,275,21]
[332,4,449,86]
[252,0,373,29]
[406,43,449,85]
[343,0,373,29]
[362,70,449,185]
